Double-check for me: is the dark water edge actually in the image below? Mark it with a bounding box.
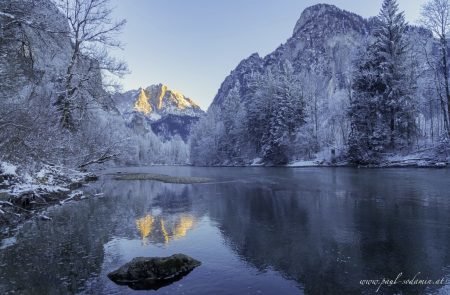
[0,167,449,294]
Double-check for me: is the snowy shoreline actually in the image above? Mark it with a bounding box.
[185,158,449,169]
[0,162,98,239]
[182,163,448,168]
[287,162,448,168]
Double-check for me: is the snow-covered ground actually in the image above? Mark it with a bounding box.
[383,150,449,167]
[288,160,324,167]
[249,158,264,166]
[287,147,449,168]
[0,162,17,176]
[0,161,98,237]
[1,163,93,195]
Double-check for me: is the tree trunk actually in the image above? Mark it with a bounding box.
[60,38,80,130]
[390,107,395,148]
[313,95,318,145]
[441,37,450,137]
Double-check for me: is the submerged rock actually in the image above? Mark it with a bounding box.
[107,254,201,290]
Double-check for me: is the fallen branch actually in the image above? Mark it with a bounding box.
[0,201,14,207]
[60,191,83,205]
[0,11,15,19]
[78,152,119,169]
[60,195,76,205]
[38,214,52,221]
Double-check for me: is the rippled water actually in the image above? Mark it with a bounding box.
[0,167,449,294]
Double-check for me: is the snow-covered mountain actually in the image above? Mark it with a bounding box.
[115,84,203,119]
[211,4,430,109]
[211,4,371,108]
[193,3,376,165]
[191,3,438,166]
[114,84,204,141]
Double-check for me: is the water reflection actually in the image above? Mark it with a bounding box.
[136,214,197,245]
[205,168,450,294]
[0,176,206,294]
[0,167,448,295]
[136,215,154,239]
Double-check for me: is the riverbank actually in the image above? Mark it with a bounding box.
[288,148,449,168]
[201,158,449,168]
[0,162,98,239]
[287,160,449,168]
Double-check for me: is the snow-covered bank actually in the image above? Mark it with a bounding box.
[287,160,339,167]
[190,157,448,168]
[379,150,449,168]
[0,162,98,238]
[287,148,449,168]
[287,160,448,168]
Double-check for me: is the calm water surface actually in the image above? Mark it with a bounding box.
[0,167,449,294]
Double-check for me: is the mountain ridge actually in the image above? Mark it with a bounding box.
[116,83,203,119]
[210,3,371,109]
[114,83,204,141]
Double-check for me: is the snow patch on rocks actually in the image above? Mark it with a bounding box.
[0,162,17,176]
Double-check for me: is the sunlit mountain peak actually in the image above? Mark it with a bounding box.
[130,84,202,117]
[134,88,152,114]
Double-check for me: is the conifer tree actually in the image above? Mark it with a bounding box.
[348,0,416,164]
[375,0,416,148]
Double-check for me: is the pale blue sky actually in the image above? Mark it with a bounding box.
[111,0,426,109]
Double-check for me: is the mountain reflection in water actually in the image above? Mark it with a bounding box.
[0,166,449,295]
[136,214,196,244]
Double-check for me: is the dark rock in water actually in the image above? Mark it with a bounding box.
[107,254,201,290]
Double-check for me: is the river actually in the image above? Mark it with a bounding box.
[0,167,449,294]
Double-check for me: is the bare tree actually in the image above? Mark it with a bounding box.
[54,0,127,129]
[421,0,450,137]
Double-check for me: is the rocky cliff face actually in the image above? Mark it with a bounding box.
[0,0,120,165]
[0,0,72,102]
[114,84,204,141]
[210,4,372,109]
[116,84,203,119]
[0,0,107,105]
[211,4,435,110]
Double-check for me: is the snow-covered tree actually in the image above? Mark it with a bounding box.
[376,0,417,148]
[215,86,246,163]
[190,109,223,165]
[54,0,127,129]
[348,0,417,164]
[189,62,307,165]
[245,63,306,164]
[421,0,450,136]
[348,45,387,164]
